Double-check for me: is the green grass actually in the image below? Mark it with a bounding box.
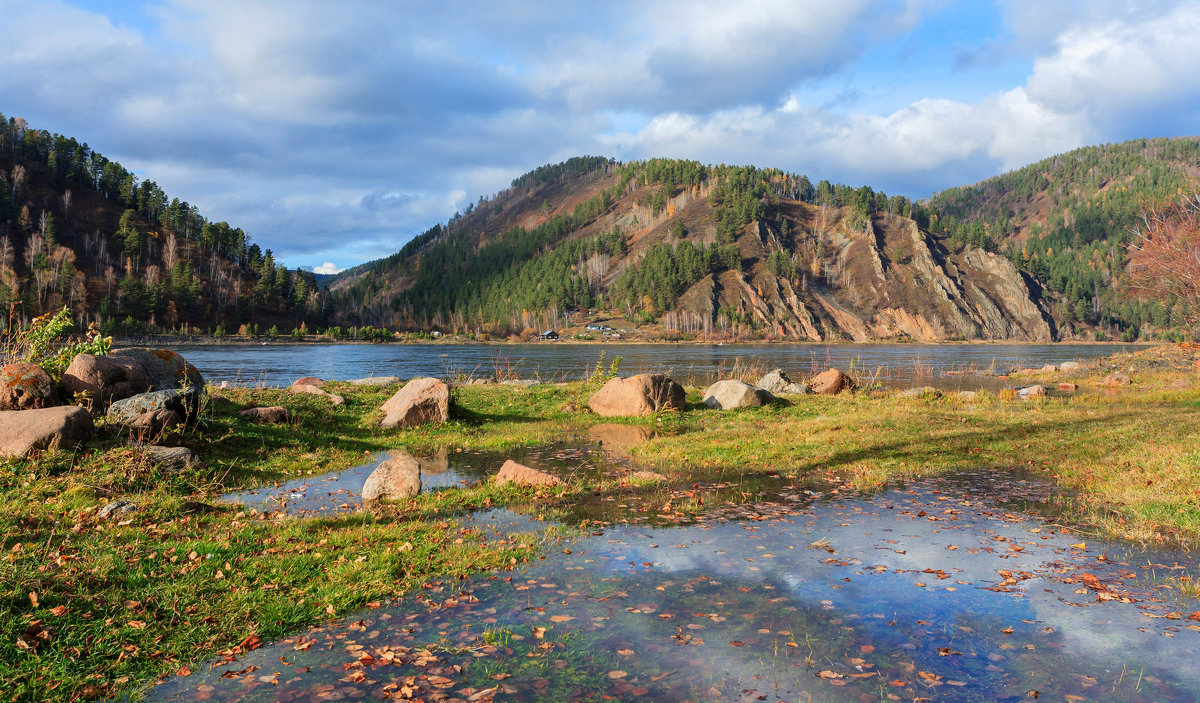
[2,348,1199,701]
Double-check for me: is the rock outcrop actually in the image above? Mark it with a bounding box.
[588,374,685,417]
[0,363,58,410]
[495,460,563,487]
[62,349,203,411]
[703,380,773,409]
[0,406,92,458]
[380,378,451,428]
[361,453,422,501]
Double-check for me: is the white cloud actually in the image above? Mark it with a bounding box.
[311,262,342,275]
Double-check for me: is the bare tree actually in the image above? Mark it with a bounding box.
[1129,193,1200,328]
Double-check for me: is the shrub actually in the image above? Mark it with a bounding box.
[2,307,112,380]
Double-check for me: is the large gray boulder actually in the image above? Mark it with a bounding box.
[755,369,810,395]
[109,348,204,392]
[587,374,685,417]
[0,406,92,458]
[361,453,422,502]
[107,389,198,431]
[380,378,451,428]
[703,380,773,410]
[0,363,58,410]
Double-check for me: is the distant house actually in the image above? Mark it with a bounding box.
[539,330,559,340]
[585,323,615,332]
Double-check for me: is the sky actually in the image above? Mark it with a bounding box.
[3,0,1200,274]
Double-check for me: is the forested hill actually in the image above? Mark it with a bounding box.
[0,113,325,335]
[928,137,1200,338]
[328,157,1057,342]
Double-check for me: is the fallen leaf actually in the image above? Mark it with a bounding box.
[549,615,574,623]
[817,670,844,679]
[607,670,628,679]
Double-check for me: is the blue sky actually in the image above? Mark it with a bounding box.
[3,0,1198,274]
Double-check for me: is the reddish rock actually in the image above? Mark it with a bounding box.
[1017,385,1047,398]
[380,378,450,428]
[587,374,685,417]
[291,376,326,389]
[362,453,421,501]
[1194,359,1200,373]
[0,363,58,410]
[60,354,150,408]
[239,406,290,423]
[107,348,204,392]
[810,369,855,395]
[495,459,563,487]
[0,406,92,458]
[1104,372,1131,387]
[1057,382,1078,391]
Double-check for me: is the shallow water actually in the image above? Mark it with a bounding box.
[163,342,1150,391]
[155,469,1200,702]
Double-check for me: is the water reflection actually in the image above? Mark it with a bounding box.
[158,470,1200,702]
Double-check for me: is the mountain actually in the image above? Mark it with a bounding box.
[329,157,1055,341]
[0,113,325,336]
[929,137,1200,338]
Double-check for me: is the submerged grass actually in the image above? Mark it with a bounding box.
[2,344,1199,700]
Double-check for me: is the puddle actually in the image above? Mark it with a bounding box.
[156,469,1200,702]
[220,439,645,516]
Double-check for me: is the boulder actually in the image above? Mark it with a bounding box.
[239,406,290,423]
[756,369,810,395]
[1057,382,1078,391]
[107,389,197,429]
[897,386,942,399]
[141,446,202,474]
[380,378,451,428]
[1017,385,1048,398]
[349,376,401,387]
[0,406,92,458]
[0,363,58,410]
[291,383,345,406]
[128,409,184,435]
[495,459,563,487]
[1040,364,1058,373]
[60,354,150,408]
[291,376,326,389]
[703,380,773,409]
[956,390,979,399]
[810,369,855,395]
[108,348,204,392]
[1060,361,1081,371]
[588,374,685,417]
[1104,372,1131,387]
[361,453,422,502]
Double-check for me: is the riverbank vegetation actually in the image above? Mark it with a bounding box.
[2,345,1198,700]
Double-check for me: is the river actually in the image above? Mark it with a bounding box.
[157,342,1150,391]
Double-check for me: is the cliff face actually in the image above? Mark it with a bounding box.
[332,158,1057,341]
[675,209,1053,341]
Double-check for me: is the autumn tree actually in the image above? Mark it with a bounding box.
[1128,193,1200,329]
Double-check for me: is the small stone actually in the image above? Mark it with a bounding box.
[291,376,326,389]
[238,406,290,423]
[97,500,137,520]
[141,446,202,474]
[1059,361,1081,371]
[290,384,345,406]
[495,460,563,487]
[361,453,422,502]
[1103,372,1131,387]
[755,369,809,395]
[897,387,941,399]
[1017,385,1047,398]
[629,470,668,483]
[1057,382,1078,391]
